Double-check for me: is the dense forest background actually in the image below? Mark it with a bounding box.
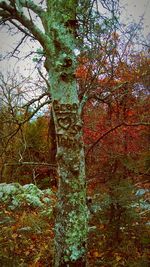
[0,0,150,266]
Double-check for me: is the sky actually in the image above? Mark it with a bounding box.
[120,0,150,36]
[0,0,150,76]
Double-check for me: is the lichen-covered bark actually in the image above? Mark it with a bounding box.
[44,1,89,265]
[46,0,90,263]
[49,79,88,267]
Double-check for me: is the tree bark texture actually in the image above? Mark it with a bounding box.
[45,1,88,266]
[54,105,88,266]
[50,81,88,266]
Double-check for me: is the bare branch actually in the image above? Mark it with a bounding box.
[4,161,57,169]
[10,19,34,38]
[22,92,51,108]
[10,34,27,57]
[0,125,21,157]
[22,99,51,124]
[37,68,51,90]
[0,1,47,49]
[18,0,45,17]
[86,121,150,157]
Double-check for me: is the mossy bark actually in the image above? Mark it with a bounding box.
[49,79,88,267]
[45,1,88,265]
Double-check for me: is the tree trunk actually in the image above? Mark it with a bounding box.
[49,77,88,266]
[0,0,90,265]
[44,1,89,265]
